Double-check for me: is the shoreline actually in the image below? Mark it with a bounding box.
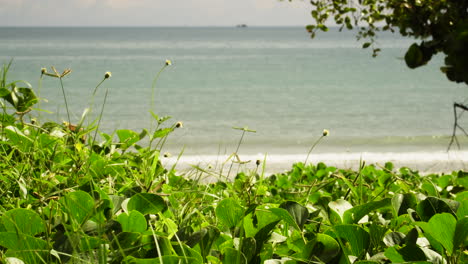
[161,150,468,176]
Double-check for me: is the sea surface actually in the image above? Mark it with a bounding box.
[1,27,467,172]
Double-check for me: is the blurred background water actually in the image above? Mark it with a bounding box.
[1,27,467,170]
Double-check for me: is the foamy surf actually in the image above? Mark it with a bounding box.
[161,151,468,175]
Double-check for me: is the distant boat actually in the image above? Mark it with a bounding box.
[236,24,248,28]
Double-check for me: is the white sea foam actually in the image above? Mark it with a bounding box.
[161,151,468,175]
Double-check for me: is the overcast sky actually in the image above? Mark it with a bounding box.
[0,0,312,27]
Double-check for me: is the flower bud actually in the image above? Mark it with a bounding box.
[175,121,183,128]
[165,59,172,66]
[41,68,47,74]
[104,71,112,79]
[322,129,329,137]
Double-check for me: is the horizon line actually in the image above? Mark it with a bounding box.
[0,25,314,28]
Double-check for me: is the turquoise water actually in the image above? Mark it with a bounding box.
[1,27,467,160]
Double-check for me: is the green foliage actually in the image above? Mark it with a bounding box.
[302,0,468,84]
[215,198,245,230]
[303,233,341,263]
[117,211,147,233]
[0,63,466,263]
[0,208,45,236]
[127,193,167,215]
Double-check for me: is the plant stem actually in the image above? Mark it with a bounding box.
[37,75,43,119]
[150,65,168,131]
[227,129,246,179]
[89,78,106,111]
[91,85,109,150]
[304,135,324,165]
[92,79,105,97]
[59,77,71,125]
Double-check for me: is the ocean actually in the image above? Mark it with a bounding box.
[1,27,467,172]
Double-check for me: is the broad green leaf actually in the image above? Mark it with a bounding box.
[152,127,173,139]
[416,213,456,255]
[4,126,33,152]
[385,244,427,262]
[405,43,424,68]
[59,190,95,225]
[405,228,419,245]
[421,181,438,196]
[111,232,142,250]
[253,220,280,257]
[17,87,37,111]
[116,129,140,149]
[216,198,244,229]
[243,207,279,238]
[454,217,468,250]
[384,246,404,263]
[286,231,305,252]
[456,172,468,188]
[416,197,459,222]
[169,244,204,264]
[344,198,390,224]
[455,190,468,201]
[279,201,309,230]
[159,213,178,238]
[109,195,126,215]
[1,209,45,236]
[0,87,10,97]
[193,226,220,262]
[127,193,167,215]
[139,129,148,140]
[362,42,371,49]
[117,210,147,233]
[437,175,452,189]
[0,232,47,264]
[254,204,281,230]
[0,113,15,126]
[329,199,353,224]
[269,207,301,231]
[392,193,417,216]
[456,199,468,220]
[3,86,37,112]
[241,237,256,263]
[368,223,387,250]
[333,224,370,258]
[302,233,340,263]
[243,213,258,238]
[259,243,273,264]
[223,248,247,264]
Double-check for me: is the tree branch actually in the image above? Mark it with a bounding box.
[447,103,468,151]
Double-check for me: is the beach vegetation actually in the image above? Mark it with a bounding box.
[0,62,466,263]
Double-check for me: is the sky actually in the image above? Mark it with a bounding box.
[0,0,312,27]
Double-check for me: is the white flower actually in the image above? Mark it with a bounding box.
[322,129,329,136]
